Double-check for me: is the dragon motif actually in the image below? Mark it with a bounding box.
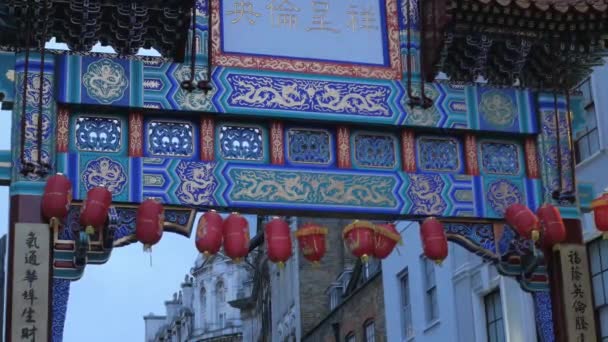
[314,85,388,115]
[173,65,214,111]
[82,157,127,195]
[82,59,128,104]
[227,74,391,116]
[24,110,51,141]
[407,174,447,215]
[479,90,516,127]
[229,168,397,207]
[175,161,217,205]
[21,73,53,107]
[486,179,522,216]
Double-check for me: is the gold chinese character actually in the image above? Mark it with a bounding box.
[347,4,378,32]
[267,0,300,29]
[306,1,340,33]
[227,1,261,25]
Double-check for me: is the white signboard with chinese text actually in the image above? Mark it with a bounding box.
[221,0,389,65]
[558,244,597,342]
[10,223,51,342]
[213,0,401,79]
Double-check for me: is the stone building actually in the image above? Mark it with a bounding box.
[144,253,249,342]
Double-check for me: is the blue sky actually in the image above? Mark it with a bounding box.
[0,107,258,341]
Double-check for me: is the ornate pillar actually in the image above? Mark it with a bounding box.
[6,52,57,342]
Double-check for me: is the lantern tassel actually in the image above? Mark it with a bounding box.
[435,259,443,266]
[603,232,608,240]
[277,261,285,269]
[203,251,210,258]
[85,225,95,235]
[312,261,320,267]
[361,254,369,264]
[50,217,59,232]
[531,230,540,242]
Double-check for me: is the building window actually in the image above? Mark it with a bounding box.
[364,320,375,342]
[216,281,226,302]
[588,238,608,341]
[219,313,226,329]
[575,78,600,164]
[422,257,439,322]
[345,332,356,342]
[400,270,414,338]
[200,287,206,314]
[329,287,341,310]
[484,289,506,342]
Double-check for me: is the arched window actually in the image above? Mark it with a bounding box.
[345,331,355,342]
[216,281,226,302]
[363,319,375,342]
[200,287,207,311]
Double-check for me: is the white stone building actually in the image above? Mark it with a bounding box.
[382,221,539,342]
[144,253,249,342]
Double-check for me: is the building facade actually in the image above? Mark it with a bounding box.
[574,63,608,340]
[144,253,249,342]
[382,221,538,342]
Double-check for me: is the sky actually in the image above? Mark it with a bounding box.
[0,99,256,341]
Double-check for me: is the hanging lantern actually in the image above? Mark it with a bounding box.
[135,199,164,251]
[195,210,224,257]
[505,204,540,241]
[223,212,250,262]
[592,192,608,239]
[295,223,328,264]
[343,220,376,262]
[537,204,566,248]
[374,222,402,259]
[79,186,112,235]
[41,173,72,229]
[420,217,448,264]
[265,217,292,268]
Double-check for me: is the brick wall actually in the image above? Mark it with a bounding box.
[298,218,356,335]
[302,272,386,342]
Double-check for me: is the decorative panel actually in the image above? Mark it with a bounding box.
[271,121,285,165]
[525,138,540,179]
[200,116,215,161]
[464,134,479,176]
[146,120,195,158]
[352,132,398,169]
[467,86,537,134]
[74,116,122,153]
[401,129,416,173]
[479,140,522,176]
[143,158,217,206]
[218,164,403,214]
[56,106,70,153]
[286,128,333,166]
[337,126,351,168]
[416,136,462,173]
[129,112,144,157]
[482,177,525,217]
[217,123,266,162]
[56,55,143,107]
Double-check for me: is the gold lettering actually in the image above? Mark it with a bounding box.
[347,3,379,32]
[226,1,261,25]
[306,1,340,33]
[267,0,300,29]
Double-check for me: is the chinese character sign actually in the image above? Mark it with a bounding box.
[558,244,597,342]
[10,223,51,342]
[220,0,389,66]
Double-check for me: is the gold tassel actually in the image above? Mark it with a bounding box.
[277,261,285,269]
[531,230,540,242]
[85,225,95,235]
[361,254,369,263]
[435,259,443,266]
[603,232,608,240]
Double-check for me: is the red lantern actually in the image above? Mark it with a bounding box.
[135,199,164,250]
[295,223,327,264]
[343,220,375,262]
[41,173,72,227]
[537,204,566,248]
[505,204,540,241]
[374,223,402,259]
[420,217,448,264]
[195,210,224,257]
[223,212,250,262]
[592,192,608,239]
[80,186,112,235]
[265,217,292,267]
